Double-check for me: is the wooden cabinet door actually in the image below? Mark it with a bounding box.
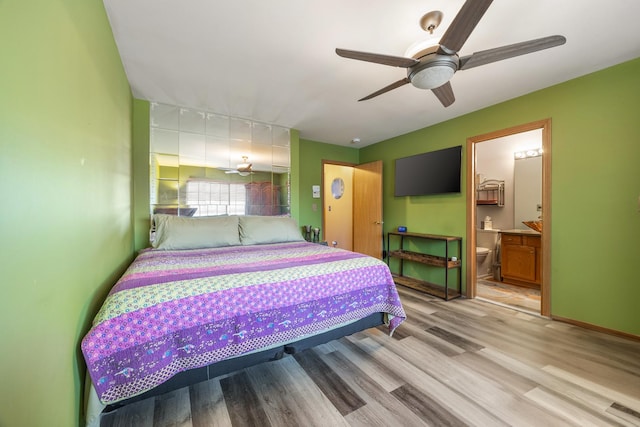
[502,244,536,282]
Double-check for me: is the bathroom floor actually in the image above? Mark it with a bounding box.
[476,278,541,314]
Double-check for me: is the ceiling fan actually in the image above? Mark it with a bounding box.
[335,0,566,107]
[225,156,253,176]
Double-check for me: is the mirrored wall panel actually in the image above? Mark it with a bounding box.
[150,103,291,217]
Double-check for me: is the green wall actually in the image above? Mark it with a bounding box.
[0,2,133,426]
[360,57,640,336]
[133,99,151,252]
[297,139,359,232]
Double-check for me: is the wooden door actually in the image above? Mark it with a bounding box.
[353,161,383,259]
[323,164,354,250]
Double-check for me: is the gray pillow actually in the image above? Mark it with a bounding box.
[152,214,240,249]
[239,216,304,245]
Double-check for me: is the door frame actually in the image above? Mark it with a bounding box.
[465,119,552,316]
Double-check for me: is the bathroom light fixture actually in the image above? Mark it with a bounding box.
[514,148,543,159]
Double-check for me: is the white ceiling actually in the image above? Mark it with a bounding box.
[103,0,640,147]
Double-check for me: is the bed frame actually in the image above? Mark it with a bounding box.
[103,312,384,412]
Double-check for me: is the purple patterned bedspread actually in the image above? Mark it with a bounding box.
[81,241,406,404]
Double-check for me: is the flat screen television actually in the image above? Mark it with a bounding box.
[394,145,462,196]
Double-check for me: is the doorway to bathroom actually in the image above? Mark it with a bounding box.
[466,120,551,316]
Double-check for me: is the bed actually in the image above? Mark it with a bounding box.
[81,214,406,426]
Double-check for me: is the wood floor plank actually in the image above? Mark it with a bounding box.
[320,337,406,392]
[479,347,621,413]
[425,325,484,352]
[390,383,468,427]
[607,402,640,426]
[152,387,192,427]
[524,386,631,426]
[219,371,270,427]
[426,306,568,369]
[368,334,563,426]
[542,365,640,414]
[344,402,427,427]
[319,348,428,426]
[395,292,440,315]
[453,351,539,396]
[100,397,155,427]
[346,336,507,426]
[293,348,365,416]
[245,355,350,427]
[390,316,466,357]
[398,303,439,329]
[189,379,231,427]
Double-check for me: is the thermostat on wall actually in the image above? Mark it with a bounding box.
[398,226,407,232]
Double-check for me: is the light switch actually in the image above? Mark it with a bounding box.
[312,185,320,198]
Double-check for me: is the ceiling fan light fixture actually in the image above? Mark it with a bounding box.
[410,62,456,89]
[235,155,253,175]
[336,2,566,107]
[405,39,439,59]
[237,155,250,169]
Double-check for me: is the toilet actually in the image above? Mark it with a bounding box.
[476,246,490,256]
[476,229,499,278]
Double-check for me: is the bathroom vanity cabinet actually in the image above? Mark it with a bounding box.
[387,232,462,300]
[500,231,541,288]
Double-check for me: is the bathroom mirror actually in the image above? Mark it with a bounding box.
[514,155,542,229]
[149,103,291,217]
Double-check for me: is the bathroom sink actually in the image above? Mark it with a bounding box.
[522,220,542,233]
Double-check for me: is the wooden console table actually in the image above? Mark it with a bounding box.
[387,231,462,300]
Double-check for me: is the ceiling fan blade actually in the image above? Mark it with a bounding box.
[459,35,566,70]
[431,82,455,107]
[358,78,411,101]
[336,48,419,68]
[438,0,493,54]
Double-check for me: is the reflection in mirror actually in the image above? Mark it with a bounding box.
[150,103,291,217]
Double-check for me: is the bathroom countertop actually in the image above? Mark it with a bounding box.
[499,229,541,235]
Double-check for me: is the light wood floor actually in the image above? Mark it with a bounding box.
[100,286,640,427]
[476,278,541,314]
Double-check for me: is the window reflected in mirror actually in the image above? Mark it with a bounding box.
[150,103,291,217]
